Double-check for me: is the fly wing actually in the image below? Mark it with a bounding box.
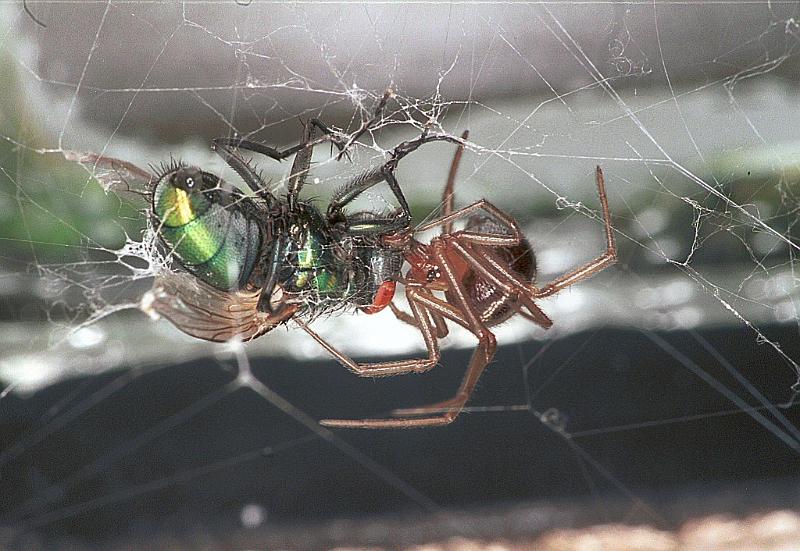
[64,150,154,201]
[144,271,297,342]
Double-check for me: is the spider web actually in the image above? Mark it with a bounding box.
[2,1,800,547]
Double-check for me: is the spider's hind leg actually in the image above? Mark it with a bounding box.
[440,130,469,235]
[532,166,617,298]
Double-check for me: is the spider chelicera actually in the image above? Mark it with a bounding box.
[66,94,617,428]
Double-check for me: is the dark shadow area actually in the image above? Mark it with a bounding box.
[1,323,799,548]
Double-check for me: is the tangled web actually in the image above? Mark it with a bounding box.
[2,1,800,546]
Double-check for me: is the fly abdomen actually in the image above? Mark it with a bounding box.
[153,167,262,291]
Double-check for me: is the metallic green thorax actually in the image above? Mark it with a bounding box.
[153,177,261,290]
[285,210,342,299]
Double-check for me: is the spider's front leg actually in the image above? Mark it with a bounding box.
[389,294,449,339]
[382,273,450,340]
[415,198,524,245]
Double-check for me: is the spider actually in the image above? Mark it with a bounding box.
[302,134,618,428]
[66,95,616,428]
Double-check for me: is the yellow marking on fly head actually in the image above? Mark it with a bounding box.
[171,188,197,226]
[156,184,209,228]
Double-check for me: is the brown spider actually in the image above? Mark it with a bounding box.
[299,132,618,428]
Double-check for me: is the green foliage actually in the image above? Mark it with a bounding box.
[0,55,142,266]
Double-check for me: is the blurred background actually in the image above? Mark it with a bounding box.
[2,1,800,549]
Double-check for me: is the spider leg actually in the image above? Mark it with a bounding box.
[389,239,559,417]
[447,238,554,329]
[416,199,522,245]
[322,243,497,428]
[441,130,470,235]
[389,302,417,326]
[320,293,474,428]
[298,287,440,378]
[532,166,617,298]
[389,289,449,339]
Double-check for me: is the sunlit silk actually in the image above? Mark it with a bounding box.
[153,180,261,290]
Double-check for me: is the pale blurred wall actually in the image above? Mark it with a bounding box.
[8,2,800,145]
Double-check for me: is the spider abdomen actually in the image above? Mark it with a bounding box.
[460,216,536,326]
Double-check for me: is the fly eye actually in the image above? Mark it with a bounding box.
[176,173,196,189]
[170,168,203,192]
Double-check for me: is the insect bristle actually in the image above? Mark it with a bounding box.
[241,157,268,189]
[149,156,187,182]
